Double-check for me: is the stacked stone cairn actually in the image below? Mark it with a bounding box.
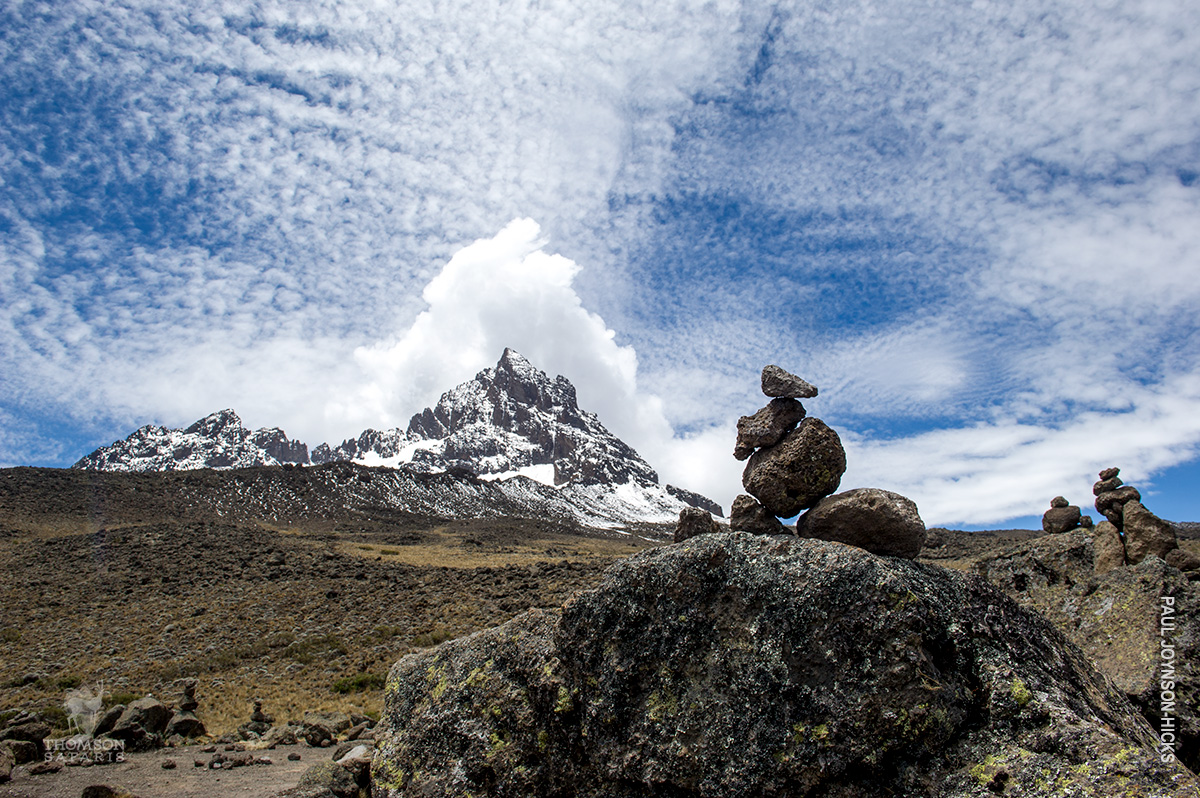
[718,365,926,559]
[1090,466,1200,576]
[1040,496,1092,534]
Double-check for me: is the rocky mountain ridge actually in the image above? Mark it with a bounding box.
[71,350,719,524]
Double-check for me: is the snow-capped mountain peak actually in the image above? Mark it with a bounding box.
[73,350,721,524]
[73,409,309,472]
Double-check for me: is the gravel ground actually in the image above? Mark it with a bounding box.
[0,743,312,798]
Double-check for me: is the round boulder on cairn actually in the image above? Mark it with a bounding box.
[1041,496,1083,534]
[796,488,926,559]
[743,417,846,518]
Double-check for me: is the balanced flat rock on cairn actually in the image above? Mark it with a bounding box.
[730,365,926,558]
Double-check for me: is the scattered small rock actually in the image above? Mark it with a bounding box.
[160,759,176,770]
[288,752,302,761]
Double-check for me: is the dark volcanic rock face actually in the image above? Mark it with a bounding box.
[373,533,1192,797]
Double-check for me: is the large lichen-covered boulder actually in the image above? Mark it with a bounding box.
[975,530,1200,770]
[372,533,1194,797]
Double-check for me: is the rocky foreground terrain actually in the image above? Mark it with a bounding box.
[6,365,1200,796]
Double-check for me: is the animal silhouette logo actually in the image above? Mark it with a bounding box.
[63,682,105,735]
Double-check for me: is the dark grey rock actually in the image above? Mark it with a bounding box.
[742,417,845,517]
[177,679,199,713]
[1042,504,1081,534]
[93,705,124,738]
[80,787,141,798]
[760,364,818,398]
[796,488,926,559]
[165,710,205,739]
[2,740,36,765]
[673,507,719,544]
[373,534,1194,797]
[1095,485,1142,524]
[302,711,351,748]
[1167,548,1200,572]
[1122,500,1178,564]
[733,398,806,460]
[108,696,171,751]
[728,494,787,535]
[1099,466,1120,481]
[0,743,12,784]
[1092,521,1127,574]
[295,760,359,798]
[1050,495,1069,509]
[1093,476,1123,495]
[1080,514,1094,528]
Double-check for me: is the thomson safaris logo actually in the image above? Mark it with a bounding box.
[47,682,126,763]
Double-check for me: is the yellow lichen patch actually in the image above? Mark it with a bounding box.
[1011,677,1032,707]
[554,685,574,714]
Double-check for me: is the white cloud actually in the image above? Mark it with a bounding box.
[843,373,1200,525]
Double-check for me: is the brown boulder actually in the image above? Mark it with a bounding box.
[760,365,818,399]
[1042,505,1081,534]
[729,494,787,536]
[1099,466,1120,480]
[1093,476,1123,495]
[1095,485,1141,517]
[733,398,806,460]
[1167,548,1200,573]
[796,488,926,559]
[1050,496,1069,509]
[1092,521,1127,574]
[1122,500,1178,564]
[673,508,720,544]
[742,418,846,518]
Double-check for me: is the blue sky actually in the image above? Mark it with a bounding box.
[2,0,1199,526]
